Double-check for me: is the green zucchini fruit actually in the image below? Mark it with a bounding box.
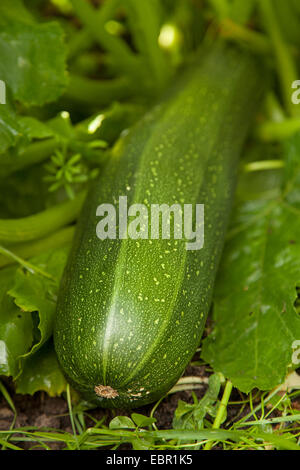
[54,44,262,408]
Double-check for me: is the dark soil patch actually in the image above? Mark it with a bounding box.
[1,362,299,450]
[0,361,210,449]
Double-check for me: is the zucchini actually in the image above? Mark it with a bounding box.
[54,44,261,408]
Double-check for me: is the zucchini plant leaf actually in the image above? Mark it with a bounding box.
[202,134,300,393]
[16,340,67,397]
[0,266,33,377]
[0,0,67,106]
[18,117,55,141]
[0,104,23,155]
[0,97,56,160]
[0,248,69,380]
[8,247,69,360]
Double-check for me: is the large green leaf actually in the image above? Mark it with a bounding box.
[8,247,69,360]
[0,104,22,155]
[0,0,67,106]
[16,340,67,397]
[202,135,300,392]
[0,247,69,385]
[0,266,33,377]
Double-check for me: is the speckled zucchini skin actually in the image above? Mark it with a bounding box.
[54,45,261,408]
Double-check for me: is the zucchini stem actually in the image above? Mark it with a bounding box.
[257,118,300,141]
[0,192,85,244]
[66,74,135,107]
[219,18,271,54]
[244,160,284,172]
[0,138,58,178]
[0,226,74,269]
[259,0,299,117]
[70,0,141,79]
[0,245,56,282]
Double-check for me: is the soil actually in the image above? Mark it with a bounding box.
[0,362,211,449]
[1,361,299,450]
